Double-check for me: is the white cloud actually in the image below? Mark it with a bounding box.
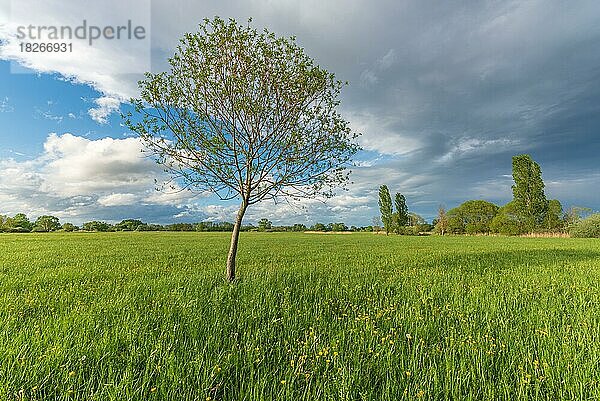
[145,185,205,205]
[358,49,398,88]
[97,193,139,207]
[436,137,521,164]
[36,109,63,123]
[0,133,202,223]
[0,0,151,119]
[378,49,397,70]
[0,96,14,112]
[359,69,378,87]
[40,133,158,196]
[347,111,422,155]
[0,132,388,225]
[241,192,373,225]
[0,133,377,225]
[190,204,239,222]
[88,96,121,124]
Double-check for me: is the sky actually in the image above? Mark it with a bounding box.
[0,0,599,226]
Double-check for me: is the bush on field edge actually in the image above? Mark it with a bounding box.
[570,214,600,238]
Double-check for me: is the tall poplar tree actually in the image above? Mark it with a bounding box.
[393,192,408,234]
[511,154,548,231]
[378,185,393,235]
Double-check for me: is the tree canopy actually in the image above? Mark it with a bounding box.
[34,215,61,232]
[447,200,499,234]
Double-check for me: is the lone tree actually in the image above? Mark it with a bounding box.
[371,215,381,233]
[436,205,448,235]
[511,154,548,231]
[378,185,393,235]
[125,17,360,281]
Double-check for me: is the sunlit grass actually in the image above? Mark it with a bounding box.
[1,233,599,400]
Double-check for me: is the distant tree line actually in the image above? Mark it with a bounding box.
[0,215,375,234]
[377,185,433,235]
[377,154,596,236]
[430,154,593,236]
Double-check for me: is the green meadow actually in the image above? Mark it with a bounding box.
[1,233,600,400]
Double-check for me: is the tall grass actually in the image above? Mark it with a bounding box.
[1,233,599,400]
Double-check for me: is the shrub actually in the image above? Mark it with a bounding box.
[570,214,600,238]
[447,200,499,234]
[490,201,527,236]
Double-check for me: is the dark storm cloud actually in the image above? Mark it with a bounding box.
[148,0,600,221]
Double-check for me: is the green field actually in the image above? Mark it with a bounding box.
[1,233,600,400]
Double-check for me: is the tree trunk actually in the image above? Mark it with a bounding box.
[226,201,247,282]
